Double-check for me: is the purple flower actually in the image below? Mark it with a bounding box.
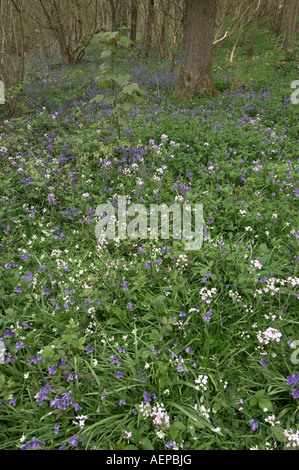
[48,365,56,375]
[36,383,52,406]
[69,435,79,448]
[169,349,177,359]
[260,359,268,367]
[3,329,14,338]
[27,437,45,449]
[126,302,134,309]
[143,390,152,405]
[73,403,82,412]
[249,419,258,431]
[119,399,126,405]
[110,355,121,366]
[292,388,299,399]
[54,424,60,435]
[286,374,299,386]
[203,309,213,324]
[166,440,174,449]
[121,281,128,290]
[22,272,33,281]
[50,390,74,410]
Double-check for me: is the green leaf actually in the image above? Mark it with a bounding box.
[131,429,140,443]
[0,374,5,388]
[155,295,165,309]
[141,438,154,450]
[122,83,139,95]
[172,421,186,430]
[118,36,133,47]
[258,398,273,412]
[106,317,121,325]
[272,426,286,442]
[254,389,266,399]
[101,50,112,59]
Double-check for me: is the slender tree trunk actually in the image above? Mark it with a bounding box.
[284,0,298,50]
[278,0,288,36]
[130,0,138,43]
[247,26,256,60]
[109,0,119,31]
[161,0,169,54]
[144,0,154,56]
[175,0,217,100]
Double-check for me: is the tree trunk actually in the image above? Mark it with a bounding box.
[247,27,256,60]
[109,0,120,31]
[130,0,138,43]
[284,0,298,50]
[175,0,217,100]
[143,0,154,56]
[278,0,288,36]
[161,1,170,55]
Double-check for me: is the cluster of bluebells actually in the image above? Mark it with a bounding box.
[286,374,299,400]
[21,437,45,450]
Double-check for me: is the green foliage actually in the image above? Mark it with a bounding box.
[0,27,298,451]
[91,32,145,138]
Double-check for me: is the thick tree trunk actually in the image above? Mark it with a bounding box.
[175,0,217,100]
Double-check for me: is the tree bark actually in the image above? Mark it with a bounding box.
[284,0,298,50]
[130,0,138,43]
[143,0,154,56]
[175,0,217,100]
[247,27,256,60]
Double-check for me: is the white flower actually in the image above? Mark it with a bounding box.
[212,427,221,433]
